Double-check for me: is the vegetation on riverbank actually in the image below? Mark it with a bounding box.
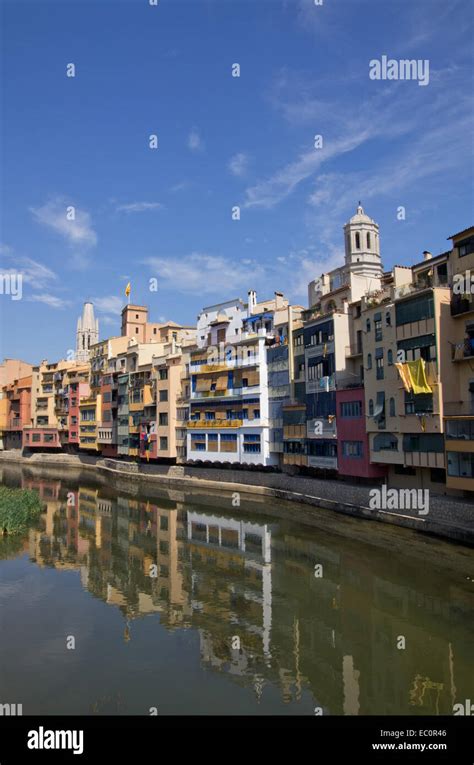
[0,485,44,536]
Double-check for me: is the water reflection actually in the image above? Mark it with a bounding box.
[1,466,473,716]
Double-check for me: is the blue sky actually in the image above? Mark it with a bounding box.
[1,0,473,363]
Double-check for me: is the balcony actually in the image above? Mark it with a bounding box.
[452,340,474,361]
[191,386,260,400]
[345,343,363,358]
[451,294,474,317]
[187,419,243,429]
[307,455,338,470]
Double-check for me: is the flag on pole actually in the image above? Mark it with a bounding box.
[125,282,131,297]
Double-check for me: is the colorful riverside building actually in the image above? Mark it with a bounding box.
[441,226,474,493]
[186,290,302,467]
[282,204,388,479]
[0,374,33,450]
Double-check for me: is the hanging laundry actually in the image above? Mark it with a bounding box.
[406,358,432,394]
[395,362,412,393]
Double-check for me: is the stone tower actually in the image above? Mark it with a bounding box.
[76,301,99,362]
[343,203,383,280]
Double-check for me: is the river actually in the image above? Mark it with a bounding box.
[0,463,473,716]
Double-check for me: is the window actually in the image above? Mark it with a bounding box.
[159,436,168,450]
[403,433,444,453]
[394,465,416,475]
[396,293,434,326]
[367,232,371,249]
[404,392,433,414]
[340,401,362,418]
[376,355,384,380]
[160,515,168,531]
[366,319,371,332]
[397,334,436,362]
[458,236,474,258]
[159,389,168,402]
[369,399,374,416]
[32,433,41,443]
[253,409,260,418]
[446,419,474,440]
[159,369,168,380]
[389,397,395,416]
[367,354,372,370]
[242,408,248,419]
[220,433,237,441]
[355,232,360,249]
[207,433,218,441]
[44,434,55,443]
[342,441,363,458]
[388,349,393,365]
[243,434,261,453]
[159,540,169,555]
[385,311,391,327]
[204,411,215,420]
[135,328,139,334]
[242,378,248,388]
[159,413,168,426]
[374,314,382,341]
[373,433,398,451]
[430,468,446,484]
[153,328,157,335]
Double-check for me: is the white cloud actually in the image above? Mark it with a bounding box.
[228,152,250,177]
[1,251,58,289]
[187,129,203,152]
[92,295,124,315]
[29,293,70,309]
[142,252,265,296]
[30,198,97,246]
[116,202,162,213]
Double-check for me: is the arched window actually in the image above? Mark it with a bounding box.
[355,232,360,250]
[385,311,391,326]
[366,319,371,332]
[388,349,393,365]
[389,397,396,416]
[367,232,371,249]
[369,399,374,416]
[367,353,372,370]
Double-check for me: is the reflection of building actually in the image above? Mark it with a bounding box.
[19,469,473,715]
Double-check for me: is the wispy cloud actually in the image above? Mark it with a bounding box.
[1,249,58,289]
[30,198,97,247]
[29,293,70,309]
[142,252,265,296]
[92,295,123,315]
[116,202,163,213]
[187,129,204,152]
[228,152,250,177]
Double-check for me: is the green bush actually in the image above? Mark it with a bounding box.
[0,486,44,536]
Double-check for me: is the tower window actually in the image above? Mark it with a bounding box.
[355,232,360,250]
[135,328,139,334]
[367,233,371,249]
[136,314,139,319]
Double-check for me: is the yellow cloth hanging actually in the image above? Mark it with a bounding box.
[406,358,432,394]
[395,362,412,393]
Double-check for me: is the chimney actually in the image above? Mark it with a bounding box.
[248,289,257,315]
[274,291,284,310]
[423,251,432,260]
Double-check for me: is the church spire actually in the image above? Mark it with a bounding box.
[76,301,99,362]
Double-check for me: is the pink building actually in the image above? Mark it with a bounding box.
[336,387,387,481]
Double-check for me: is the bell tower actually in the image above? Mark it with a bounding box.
[343,203,383,279]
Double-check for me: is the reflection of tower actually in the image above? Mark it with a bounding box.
[76,302,99,362]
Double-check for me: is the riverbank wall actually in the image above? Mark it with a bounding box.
[1,450,474,546]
